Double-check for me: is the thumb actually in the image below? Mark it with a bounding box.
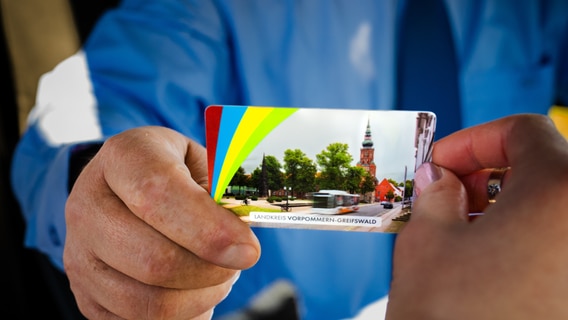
[388,163,470,318]
[411,163,469,225]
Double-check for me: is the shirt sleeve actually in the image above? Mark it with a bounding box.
[83,0,240,142]
[10,0,238,271]
[11,52,104,271]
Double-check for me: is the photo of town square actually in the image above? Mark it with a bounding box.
[219,109,436,233]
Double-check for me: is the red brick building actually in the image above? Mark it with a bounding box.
[375,178,402,202]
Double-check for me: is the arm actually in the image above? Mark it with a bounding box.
[11,0,238,271]
[11,1,256,318]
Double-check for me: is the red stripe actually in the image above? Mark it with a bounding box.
[205,105,222,194]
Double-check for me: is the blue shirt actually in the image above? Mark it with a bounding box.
[11,0,568,319]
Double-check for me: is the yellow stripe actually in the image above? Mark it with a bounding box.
[216,108,273,200]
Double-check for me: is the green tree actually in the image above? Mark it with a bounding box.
[388,178,399,186]
[249,167,262,193]
[283,149,316,198]
[404,179,414,199]
[344,166,365,194]
[316,143,353,190]
[360,170,377,195]
[229,166,249,194]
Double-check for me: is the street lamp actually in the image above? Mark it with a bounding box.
[284,186,290,211]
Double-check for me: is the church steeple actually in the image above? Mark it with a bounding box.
[357,117,378,202]
[362,118,374,148]
[358,117,376,178]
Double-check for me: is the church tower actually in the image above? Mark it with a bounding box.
[358,119,376,177]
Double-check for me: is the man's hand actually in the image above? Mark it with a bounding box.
[387,114,568,319]
[64,126,260,319]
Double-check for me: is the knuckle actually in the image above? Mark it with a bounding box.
[145,289,217,320]
[137,246,182,285]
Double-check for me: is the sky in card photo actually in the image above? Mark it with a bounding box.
[241,109,425,183]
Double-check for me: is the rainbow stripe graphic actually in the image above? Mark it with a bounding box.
[205,105,298,201]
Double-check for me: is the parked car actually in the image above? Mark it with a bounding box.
[382,202,393,209]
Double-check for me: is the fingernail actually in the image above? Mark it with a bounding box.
[220,242,260,270]
[414,162,443,197]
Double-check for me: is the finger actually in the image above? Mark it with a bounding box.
[433,114,567,176]
[68,249,238,320]
[390,163,469,307]
[98,127,260,269]
[184,135,211,188]
[410,163,469,225]
[432,115,568,218]
[65,180,237,289]
[459,167,511,213]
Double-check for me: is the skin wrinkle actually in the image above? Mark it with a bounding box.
[132,167,177,224]
[184,141,209,188]
[498,120,511,166]
[462,128,485,172]
[107,205,173,286]
[68,167,121,273]
[141,242,180,286]
[97,186,155,277]
[147,288,176,320]
[136,224,233,289]
[466,122,507,169]
[129,149,194,234]
[81,255,119,318]
[125,166,193,243]
[97,258,187,319]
